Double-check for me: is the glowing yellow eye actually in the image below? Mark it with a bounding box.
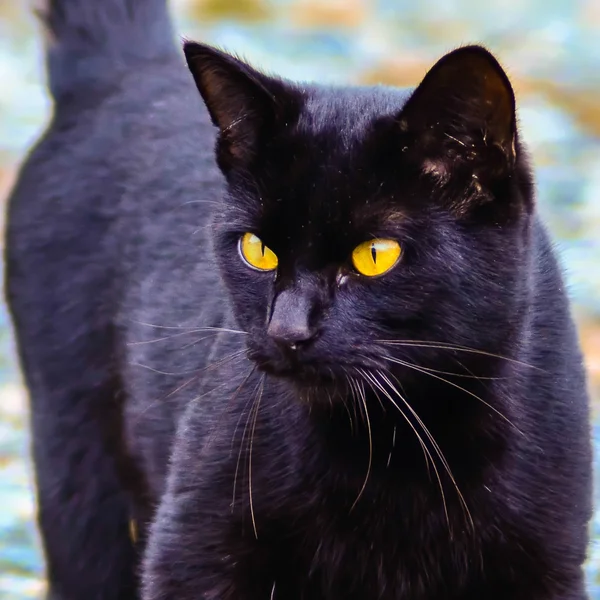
[352,239,401,277]
[239,233,278,271]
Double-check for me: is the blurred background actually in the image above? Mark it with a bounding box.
[0,0,598,597]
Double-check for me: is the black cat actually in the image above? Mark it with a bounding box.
[5,1,592,599]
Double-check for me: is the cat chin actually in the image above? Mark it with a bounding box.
[246,353,386,404]
[246,351,345,390]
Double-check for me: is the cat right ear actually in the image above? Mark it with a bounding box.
[398,45,517,192]
[184,42,292,172]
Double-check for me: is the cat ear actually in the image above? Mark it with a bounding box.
[399,45,517,186]
[184,42,292,171]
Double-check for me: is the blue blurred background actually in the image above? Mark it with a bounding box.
[0,0,599,597]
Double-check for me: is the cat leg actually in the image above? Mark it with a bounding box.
[141,445,277,599]
[14,331,139,600]
[142,511,276,600]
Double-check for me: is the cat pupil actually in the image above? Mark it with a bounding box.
[371,243,377,263]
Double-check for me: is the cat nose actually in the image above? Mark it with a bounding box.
[267,288,316,349]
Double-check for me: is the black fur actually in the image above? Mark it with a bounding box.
[5,1,592,599]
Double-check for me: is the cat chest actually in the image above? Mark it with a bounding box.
[255,510,479,600]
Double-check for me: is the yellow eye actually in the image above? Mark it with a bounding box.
[352,239,401,277]
[239,233,278,271]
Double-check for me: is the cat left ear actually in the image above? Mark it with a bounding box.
[399,45,516,184]
[184,42,293,172]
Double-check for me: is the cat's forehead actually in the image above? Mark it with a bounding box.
[298,85,411,138]
[247,89,417,259]
[264,86,411,228]
[221,85,417,260]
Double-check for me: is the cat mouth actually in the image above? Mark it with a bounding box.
[252,354,326,380]
[246,344,382,387]
[246,344,332,381]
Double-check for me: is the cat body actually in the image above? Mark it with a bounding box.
[5,1,592,599]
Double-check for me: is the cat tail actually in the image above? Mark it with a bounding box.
[34,0,178,100]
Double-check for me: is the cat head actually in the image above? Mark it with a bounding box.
[184,42,534,395]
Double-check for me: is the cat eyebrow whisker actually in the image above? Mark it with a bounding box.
[223,113,248,133]
[444,132,466,147]
[176,199,224,208]
[191,222,223,236]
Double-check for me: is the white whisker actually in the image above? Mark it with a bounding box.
[350,377,373,511]
[379,339,542,371]
[383,356,524,436]
[130,319,247,335]
[358,368,450,529]
[248,375,266,539]
[233,377,263,514]
[378,370,474,532]
[127,327,246,346]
